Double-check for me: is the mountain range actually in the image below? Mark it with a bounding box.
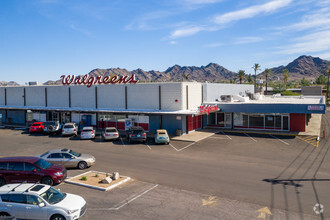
[1,55,329,86]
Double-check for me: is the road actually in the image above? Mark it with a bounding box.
[0,112,329,219]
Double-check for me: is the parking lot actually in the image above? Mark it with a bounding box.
[1,116,330,219]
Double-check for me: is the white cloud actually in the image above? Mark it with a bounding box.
[169,41,177,45]
[213,0,292,24]
[277,29,330,54]
[169,0,292,39]
[280,7,330,31]
[234,37,263,44]
[170,26,205,38]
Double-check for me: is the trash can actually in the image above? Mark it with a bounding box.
[176,129,182,136]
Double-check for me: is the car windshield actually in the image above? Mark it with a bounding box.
[40,187,66,204]
[158,132,166,135]
[64,125,74,128]
[132,130,143,135]
[40,151,49,157]
[33,159,52,169]
[83,129,93,132]
[106,129,117,132]
[32,123,42,126]
[69,150,81,157]
[45,122,56,126]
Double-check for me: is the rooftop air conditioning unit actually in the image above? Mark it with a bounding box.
[220,95,233,102]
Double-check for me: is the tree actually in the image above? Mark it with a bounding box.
[247,74,253,84]
[238,70,245,84]
[252,64,261,92]
[184,73,189,80]
[315,75,327,85]
[300,77,310,87]
[264,68,272,94]
[283,69,289,89]
[229,77,234,84]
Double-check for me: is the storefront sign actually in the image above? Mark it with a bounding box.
[199,105,219,115]
[60,74,139,88]
[307,105,324,111]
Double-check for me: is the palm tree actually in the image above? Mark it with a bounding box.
[252,63,261,92]
[238,70,245,84]
[247,74,253,84]
[264,68,271,94]
[283,69,289,90]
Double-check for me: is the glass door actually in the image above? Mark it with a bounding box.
[282,115,289,131]
[224,113,232,128]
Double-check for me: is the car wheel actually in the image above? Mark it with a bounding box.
[0,212,10,217]
[0,177,6,186]
[51,214,66,220]
[78,161,88,169]
[41,176,54,186]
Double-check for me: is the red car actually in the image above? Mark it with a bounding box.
[29,122,45,133]
[0,157,67,186]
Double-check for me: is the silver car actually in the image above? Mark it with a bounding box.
[102,127,119,141]
[62,122,78,136]
[80,126,95,140]
[36,148,95,169]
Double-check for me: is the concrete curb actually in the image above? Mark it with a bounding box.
[65,170,131,191]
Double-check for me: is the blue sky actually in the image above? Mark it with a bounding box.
[1,0,330,84]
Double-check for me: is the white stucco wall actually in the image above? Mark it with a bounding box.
[160,83,183,111]
[6,87,24,106]
[26,86,46,107]
[47,86,69,107]
[186,83,202,110]
[127,84,159,110]
[203,83,254,102]
[71,86,96,108]
[97,85,125,109]
[0,88,5,105]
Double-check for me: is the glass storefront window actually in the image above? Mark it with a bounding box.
[233,113,243,126]
[275,115,281,129]
[98,113,126,121]
[265,115,274,128]
[249,114,264,128]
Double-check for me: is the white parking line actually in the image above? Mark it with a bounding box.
[269,134,290,145]
[244,133,257,142]
[145,143,151,150]
[169,142,195,152]
[169,143,180,151]
[120,137,125,147]
[220,131,232,140]
[89,184,159,211]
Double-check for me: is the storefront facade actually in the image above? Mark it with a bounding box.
[0,83,324,134]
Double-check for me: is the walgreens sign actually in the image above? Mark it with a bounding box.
[60,74,138,88]
[199,105,219,115]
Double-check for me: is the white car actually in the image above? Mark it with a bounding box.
[62,122,78,136]
[0,183,86,220]
[80,127,95,140]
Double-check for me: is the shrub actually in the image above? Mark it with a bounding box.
[81,176,87,181]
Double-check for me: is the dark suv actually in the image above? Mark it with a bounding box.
[127,126,147,143]
[0,157,67,186]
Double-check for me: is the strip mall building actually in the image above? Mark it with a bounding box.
[0,82,325,134]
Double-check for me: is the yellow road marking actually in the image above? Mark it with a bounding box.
[202,196,218,207]
[256,207,272,219]
[297,136,318,147]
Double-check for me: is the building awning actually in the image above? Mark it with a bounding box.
[0,105,201,115]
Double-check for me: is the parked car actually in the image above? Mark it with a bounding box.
[127,126,147,144]
[0,157,67,186]
[29,122,45,133]
[43,121,61,135]
[0,183,86,220]
[102,127,119,141]
[80,127,95,140]
[155,129,170,144]
[36,149,95,169]
[62,122,78,136]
